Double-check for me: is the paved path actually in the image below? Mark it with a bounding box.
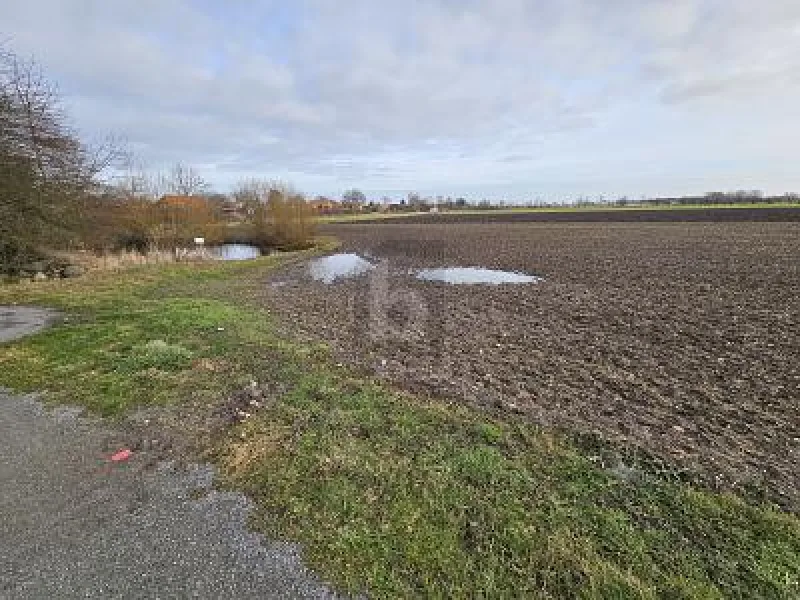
[0,306,58,344]
[0,306,337,599]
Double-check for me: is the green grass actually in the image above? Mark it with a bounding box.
[222,378,799,599]
[1,248,798,599]
[0,251,323,413]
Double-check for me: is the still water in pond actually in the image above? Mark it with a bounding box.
[416,267,541,284]
[309,253,374,283]
[209,244,261,261]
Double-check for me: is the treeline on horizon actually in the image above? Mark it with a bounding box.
[526,190,800,209]
[362,189,799,211]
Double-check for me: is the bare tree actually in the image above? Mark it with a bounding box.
[233,178,266,204]
[407,192,424,209]
[1,44,119,271]
[232,178,314,249]
[233,178,296,207]
[165,162,209,196]
[113,151,157,201]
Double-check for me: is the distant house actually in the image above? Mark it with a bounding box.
[220,199,247,221]
[157,195,212,211]
[385,202,408,213]
[310,197,339,214]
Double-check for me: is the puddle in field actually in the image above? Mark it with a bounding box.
[416,267,542,285]
[208,244,262,261]
[309,253,375,283]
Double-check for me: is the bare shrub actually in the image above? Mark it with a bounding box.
[234,179,316,250]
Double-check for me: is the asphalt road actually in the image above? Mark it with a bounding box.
[0,306,338,599]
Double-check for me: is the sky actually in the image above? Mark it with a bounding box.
[2,0,800,201]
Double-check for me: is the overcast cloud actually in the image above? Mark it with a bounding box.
[3,0,800,199]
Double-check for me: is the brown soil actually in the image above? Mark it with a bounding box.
[260,222,800,510]
[351,206,800,224]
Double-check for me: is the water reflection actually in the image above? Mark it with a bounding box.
[309,253,375,283]
[209,244,262,261]
[416,267,541,285]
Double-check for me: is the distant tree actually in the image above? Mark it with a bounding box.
[233,179,263,206]
[233,178,293,215]
[232,178,314,249]
[205,193,228,204]
[407,192,422,208]
[165,162,208,196]
[342,188,366,210]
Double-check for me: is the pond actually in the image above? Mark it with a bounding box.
[416,267,542,285]
[309,253,375,283]
[208,244,262,261]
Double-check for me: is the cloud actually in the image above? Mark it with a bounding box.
[2,0,800,198]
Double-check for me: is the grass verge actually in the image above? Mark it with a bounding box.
[0,248,797,599]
